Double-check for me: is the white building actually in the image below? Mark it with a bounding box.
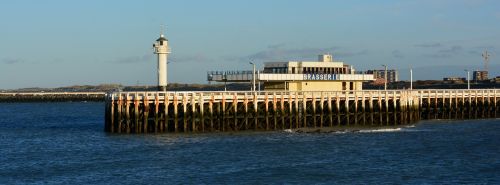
[208,54,374,91]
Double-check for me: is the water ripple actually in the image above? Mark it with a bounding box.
[0,103,499,184]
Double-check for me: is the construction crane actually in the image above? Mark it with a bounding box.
[482,50,490,72]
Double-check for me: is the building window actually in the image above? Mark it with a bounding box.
[292,67,295,74]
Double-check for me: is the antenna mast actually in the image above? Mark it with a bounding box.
[160,25,166,37]
[482,50,490,72]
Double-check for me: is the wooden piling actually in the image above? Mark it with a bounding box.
[369,91,373,112]
[312,92,317,128]
[303,92,307,128]
[253,92,258,130]
[125,94,131,133]
[209,94,214,131]
[117,94,122,133]
[221,94,226,132]
[344,92,349,113]
[427,90,431,111]
[134,93,139,133]
[385,91,389,112]
[434,91,438,111]
[183,93,188,132]
[361,91,365,113]
[110,95,115,133]
[199,93,204,132]
[295,92,299,128]
[144,94,150,133]
[191,93,196,132]
[392,91,397,112]
[494,90,497,108]
[233,93,238,131]
[173,93,178,132]
[354,92,358,113]
[154,93,159,133]
[378,91,382,111]
[273,92,277,130]
[164,93,170,132]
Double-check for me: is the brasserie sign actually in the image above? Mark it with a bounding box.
[303,74,339,80]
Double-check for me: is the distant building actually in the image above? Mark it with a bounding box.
[443,77,465,81]
[473,70,488,81]
[366,69,398,84]
[443,77,465,84]
[491,76,500,83]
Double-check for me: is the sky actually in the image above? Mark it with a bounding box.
[1,0,500,89]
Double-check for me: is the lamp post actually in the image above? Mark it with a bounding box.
[382,65,388,90]
[258,70,261,91]
[223,72,227,91]
[250,62,256,91]
[465,69,470,89]
[410,67,413,90]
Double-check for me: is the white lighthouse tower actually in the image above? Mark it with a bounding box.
[153,31,171,91]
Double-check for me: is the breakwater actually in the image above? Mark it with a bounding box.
[104,89,499,133]
[0,92,105,102]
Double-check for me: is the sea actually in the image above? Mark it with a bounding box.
[0,102,499,184]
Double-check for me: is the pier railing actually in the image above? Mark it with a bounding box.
[107,89,498,103]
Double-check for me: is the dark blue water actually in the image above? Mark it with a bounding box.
[0,102,499,184]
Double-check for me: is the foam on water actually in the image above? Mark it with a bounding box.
[359,127,402,133]
[332,130,349,134]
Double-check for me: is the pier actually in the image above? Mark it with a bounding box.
[104,89,500,133]
[0,92,105,102]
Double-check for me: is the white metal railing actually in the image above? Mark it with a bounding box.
[106,89,500,103]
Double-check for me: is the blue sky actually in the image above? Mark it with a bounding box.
[1,0,499,89]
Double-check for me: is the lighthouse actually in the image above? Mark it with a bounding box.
[153,31,171,91]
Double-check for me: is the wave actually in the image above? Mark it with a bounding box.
[332,130,349,134]
[359,128,402,133]
[283,126,420,134]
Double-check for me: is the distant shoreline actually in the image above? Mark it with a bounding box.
[2,80,499,102]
